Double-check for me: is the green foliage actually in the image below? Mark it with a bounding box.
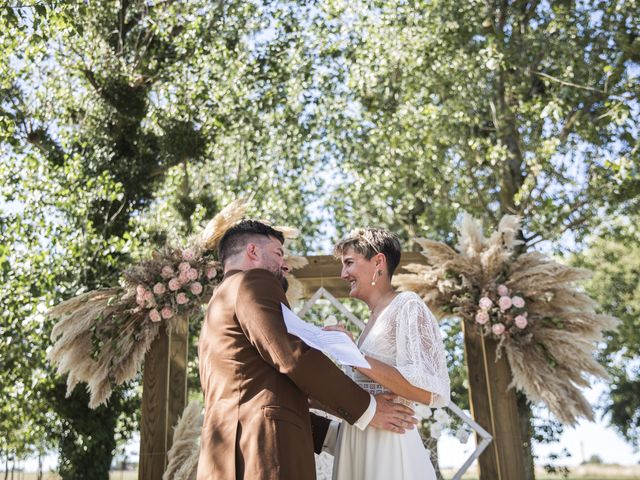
[573,223,640,446]
[313,0,638,246]
[1,0,638,475]
[1,0,325,474]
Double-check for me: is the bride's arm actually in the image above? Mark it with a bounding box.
[356,298,450,407]
[321,325,430,402]
[356,357,432,405]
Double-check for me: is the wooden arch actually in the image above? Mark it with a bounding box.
[137,253,525,479]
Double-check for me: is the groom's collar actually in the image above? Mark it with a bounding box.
[223,269,242,280]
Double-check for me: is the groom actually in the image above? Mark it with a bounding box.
[197,220,416,480]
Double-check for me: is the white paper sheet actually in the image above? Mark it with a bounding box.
[281,303,371,369]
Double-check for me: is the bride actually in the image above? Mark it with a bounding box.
[325,228,450,480]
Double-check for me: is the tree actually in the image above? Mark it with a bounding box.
[1,0,322,476]
[313,0,637,243]
[573,221,640,446]
[311,0,638,477]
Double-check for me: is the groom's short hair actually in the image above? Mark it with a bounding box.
[218,220,285,266]
[334,228,402,278]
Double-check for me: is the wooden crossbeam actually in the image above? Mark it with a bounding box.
[294,252,427,298]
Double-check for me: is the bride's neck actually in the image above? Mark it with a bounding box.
[366,287,397,319]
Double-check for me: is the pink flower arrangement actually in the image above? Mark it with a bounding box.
[475,311,490,325]
[149,309,161,322]
[125,246,218,326]
[479,297,493,310]
[190,282,203,295]
[168,278,181,291]
[498,296,512,311]
[475,284,531,337]
[515,315,528,329]
[512,296,525,308]
[492,323,506,335]
[153,283,166,295]
[176,293,189,305]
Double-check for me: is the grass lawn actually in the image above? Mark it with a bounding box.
[13,464,640,479]
[441,464,640,479]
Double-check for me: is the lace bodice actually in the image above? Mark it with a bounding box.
[348,291,450,407]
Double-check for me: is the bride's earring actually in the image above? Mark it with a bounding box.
[370,270,382,286]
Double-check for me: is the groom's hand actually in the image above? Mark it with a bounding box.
[369,393,418,434]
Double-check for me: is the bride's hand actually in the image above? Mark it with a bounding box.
[322,324,355,342]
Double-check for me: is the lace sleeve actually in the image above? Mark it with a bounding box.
[394,297,450,408]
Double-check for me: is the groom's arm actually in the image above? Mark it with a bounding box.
[236,269,371,424]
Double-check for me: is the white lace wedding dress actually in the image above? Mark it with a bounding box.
[331,291,450,480]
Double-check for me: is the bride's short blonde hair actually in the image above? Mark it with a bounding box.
[334,228,402,278]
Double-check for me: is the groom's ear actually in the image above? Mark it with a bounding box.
[246,242,259,260]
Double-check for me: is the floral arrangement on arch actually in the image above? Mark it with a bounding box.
[47,200,307,409]
[393,214,618,425]
[474,283,531,341]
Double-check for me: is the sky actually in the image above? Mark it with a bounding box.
[438,380,640,470]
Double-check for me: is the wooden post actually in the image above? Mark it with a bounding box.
[167,316,189,449]
[138,315,189,480]
[463,321,526,480]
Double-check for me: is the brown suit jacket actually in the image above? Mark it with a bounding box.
[197,268,370,480]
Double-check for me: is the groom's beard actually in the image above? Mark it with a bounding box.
[275,271,289,292]
[264,263,289,292]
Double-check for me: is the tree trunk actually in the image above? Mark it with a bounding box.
[518,393,536,480]
[37,450,43,480]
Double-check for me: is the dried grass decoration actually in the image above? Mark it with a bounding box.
[393,214,618,425]
[48,200,306,409]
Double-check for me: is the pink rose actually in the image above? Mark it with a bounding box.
[136,284,146,296]
[188,268,199,281]
[136,296,146,308]
[491,323,506,335]
[206,267,217,279]
[153,283,166,295]
[190,282,203,295]
[182,249,196,261]
[176,292,189,305]
[179,270,190,284]
[475,311,490,325]
[498,296,512,311]
[161,306,174,319]
[168,278,181,291]
[497,284,510,296]
[143,291,155,306]
[178,261,191,272]
[479,297,493,310]
[515,315,528,329]
[161,265,175,279]
[512,296,525,308]
[149,309,161,322]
